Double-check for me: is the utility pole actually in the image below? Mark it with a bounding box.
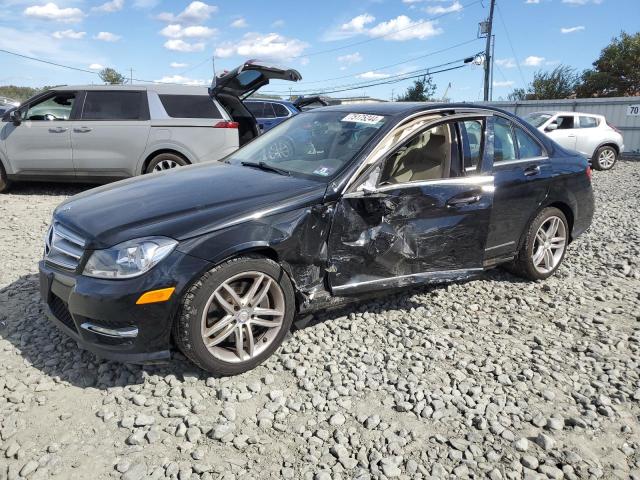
[129,68,133,85]
[482,0,495,101]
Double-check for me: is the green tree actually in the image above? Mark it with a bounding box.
[396,75,437,102]
[576,31,640,97]
[99,67,126,85]
[507,65,578,100]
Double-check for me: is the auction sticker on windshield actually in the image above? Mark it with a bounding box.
[341,113,385,124]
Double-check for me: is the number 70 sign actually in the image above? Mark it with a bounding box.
[628,105,640,116]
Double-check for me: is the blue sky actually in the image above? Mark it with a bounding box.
[0,0,637,101]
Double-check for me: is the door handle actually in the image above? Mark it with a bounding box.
[524,165,541,177]
[446,195,481,207]
[48,127,67,133]
[73,127,92,133]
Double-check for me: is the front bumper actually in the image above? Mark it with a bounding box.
[38,251,211,364]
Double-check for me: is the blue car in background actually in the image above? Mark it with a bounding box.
[244,96,328,132]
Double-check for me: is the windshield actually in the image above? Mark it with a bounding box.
[524,113,552,128]
[226,111,387,180]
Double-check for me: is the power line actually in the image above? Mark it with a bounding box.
[495,2,526,87]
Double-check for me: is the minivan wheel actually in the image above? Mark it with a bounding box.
[0,163,9,193]
[146,153,188,174]
[510,207,569,281]
[592,145,617,171]
[173,256,295,376]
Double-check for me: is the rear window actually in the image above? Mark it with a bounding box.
[159,94,222,119]
[272,103,290,117]
[82,91,147,120]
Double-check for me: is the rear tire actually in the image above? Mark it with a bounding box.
[0,162,9,193]
[145,153,188,174]
[173,255,295,376]
[592,145,617,171]
[509,207,569,281]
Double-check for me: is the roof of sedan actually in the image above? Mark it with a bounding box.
[317,102,504,117]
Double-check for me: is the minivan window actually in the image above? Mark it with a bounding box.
[25,92,76,121]
[272,103,290,118]
[159,94,222,119]
[579,116,598,128]
[82,91,146,120]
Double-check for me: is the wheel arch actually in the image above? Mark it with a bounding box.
[141,149,191,174]
[594,142,619,156]
[516,200,576,253]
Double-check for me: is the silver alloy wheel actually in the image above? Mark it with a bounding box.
[598,148,616,169]
[201,271,285,363]
[267,140,292,161]
[153,159,179,172]
[532,216,567,274]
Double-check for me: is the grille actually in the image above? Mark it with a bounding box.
[44,222,86,271]
[50,295,77,332]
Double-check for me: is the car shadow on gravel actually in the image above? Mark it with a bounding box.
[1,268,527,390]
[6,181,97,196]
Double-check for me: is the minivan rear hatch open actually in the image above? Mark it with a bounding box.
[209,60,302,99]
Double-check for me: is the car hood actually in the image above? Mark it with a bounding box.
[53,162,326,249]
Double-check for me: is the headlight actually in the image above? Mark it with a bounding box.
[83,237,177,279]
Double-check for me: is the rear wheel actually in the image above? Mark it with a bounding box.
[510,207,569,281]
[146,152,188,174]
[173,256,295,376]
[0,162,9,193]
[592,145,617,171]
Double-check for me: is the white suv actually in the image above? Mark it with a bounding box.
[524,111,624,171]
[0,61,301,192]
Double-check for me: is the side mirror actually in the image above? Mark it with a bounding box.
[9,109,22,125]
[545,122,558,132]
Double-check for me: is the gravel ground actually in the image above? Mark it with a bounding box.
[1,162,639,480]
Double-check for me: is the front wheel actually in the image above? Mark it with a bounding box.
[592,145,617,171]
[0,162,9,193]
[510,207,569,281]
[173,256,295,376]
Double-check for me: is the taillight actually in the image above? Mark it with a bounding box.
[586,165,592,181]
[213,121,239,129]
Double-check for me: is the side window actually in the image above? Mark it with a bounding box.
[579,116,598,128]
[82,91,145,120]
[514,126,543,158]
[493,117,517,162]
[380,123,453,185]
[262,103,276,119]
[245,101,264,117]
[556,115,574,129]
[25,92,76,121]
[159,95,222,119]
[459,119,484,172]
[272,103,290,118]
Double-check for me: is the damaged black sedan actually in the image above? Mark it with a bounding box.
[39,103,594,375]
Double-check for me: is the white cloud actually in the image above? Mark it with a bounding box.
[495,58,516,68]
[215,32,308,61]
[24,3,84,23]
[525,0,540,4]
[160,24,217,39]
[561,25,585,33]
[93,0,124,13]
[271,19,285,28]
[170,62,188,68]
[493,80,514,88]
[357,71,391,80]
[52,29,86,39]
[523,55,544,66]
[95,31,121,42]
[155,74,206,86]
[424,1,463,15]
[89,63,105,70]
[231,17,247,28]
[323,13,375,41]
[337,52,363,65]
[157,1,218,24]
[368,16,442,41]
[164,39,205,52]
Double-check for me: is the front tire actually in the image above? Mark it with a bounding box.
[592,145,617,171]
[510,207,569,281]
[0,162,9,193]
[173,256,295,376]
[145,153,188,174]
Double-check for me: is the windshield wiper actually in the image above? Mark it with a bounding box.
[241,161,291,176]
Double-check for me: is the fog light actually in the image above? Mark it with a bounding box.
[136,287,175,305]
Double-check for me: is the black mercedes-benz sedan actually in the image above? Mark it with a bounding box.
[39,103,594,375]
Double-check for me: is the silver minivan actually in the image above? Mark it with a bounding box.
[0,61,301,192]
